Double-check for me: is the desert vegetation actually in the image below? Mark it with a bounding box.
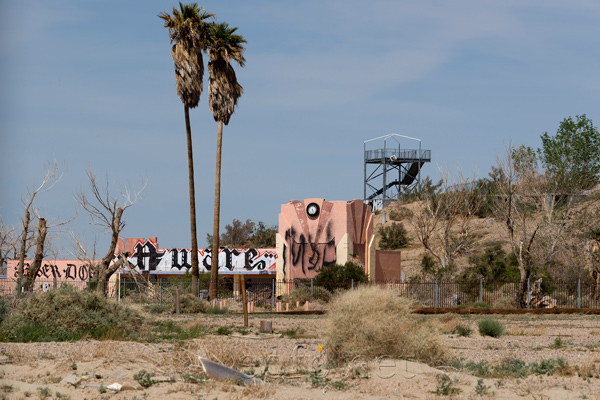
[0,284,599,399]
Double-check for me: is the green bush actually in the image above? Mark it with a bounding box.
[314,262,368,293]
[454,324,472,337]
[0,297,9,325]
[478,318,505,338]
[420,254,456,280]
[378,222,410,250]
[144,303,170,314]
[0,285,144,342]
[461,244,519,282]
[205,304,228,314]
[280,286,332,304]
[133,370,155,388]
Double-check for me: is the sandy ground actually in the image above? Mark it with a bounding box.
[1,313,600,399]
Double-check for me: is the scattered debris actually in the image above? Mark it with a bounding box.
[199,356,262,385]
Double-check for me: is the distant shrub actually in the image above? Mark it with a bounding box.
[144,303,170,314]
[281,286,332,305]
[314,262,368,293]
[478,318,505,338]
[378,222,410,250]
[326,286,450,367]
[470,302,492,309]
[0,297,9,325]
[0,285,144,342]
[176,294,208,314]
[454,324,472,337]
[420,254,456,280]
[205,304,228,314]
[389,207,413,221]
[461,244,519,282]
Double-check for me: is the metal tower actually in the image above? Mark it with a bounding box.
[364,134,431,208]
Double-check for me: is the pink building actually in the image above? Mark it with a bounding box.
[276,198,374,280]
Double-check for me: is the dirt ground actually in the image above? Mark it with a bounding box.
[1,312,600,399]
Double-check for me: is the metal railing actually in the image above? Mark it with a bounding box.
[365,149,431,162]
[1,277,599,309]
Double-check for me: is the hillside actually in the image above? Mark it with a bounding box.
[372,191,600,281]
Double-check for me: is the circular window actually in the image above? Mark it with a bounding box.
[306,202,320,218]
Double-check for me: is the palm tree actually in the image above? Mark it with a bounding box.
[159,3,214,296]
[207,22,246,300]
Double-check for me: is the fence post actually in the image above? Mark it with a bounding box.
[578,279,581,309]
[392,279,395,290]
[435,280,438,308]
[479,278,483,304]
[159,278,162,305]
[234,278,237,302]
[351,279,354,290]
[118,274,121,302]
[311,278,313,299]
[272,278,276,308]
[527,278,530,309]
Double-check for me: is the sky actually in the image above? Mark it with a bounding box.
[1,0,599,257]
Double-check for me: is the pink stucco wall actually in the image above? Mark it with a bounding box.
[277,199,373,279]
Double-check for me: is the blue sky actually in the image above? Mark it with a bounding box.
[1,0,599,256]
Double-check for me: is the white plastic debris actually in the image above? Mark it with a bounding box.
[198,357,262,385]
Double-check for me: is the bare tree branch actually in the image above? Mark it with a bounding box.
[75,169,146,295]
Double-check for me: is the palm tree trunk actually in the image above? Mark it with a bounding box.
[209,121,224,300]
[185,105,200,296]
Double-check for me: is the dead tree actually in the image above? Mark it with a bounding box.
[76,169,145,295]
[0,218,17,275]
[22,218,48,292]
[15,160,62,294]
[410,168,482,277]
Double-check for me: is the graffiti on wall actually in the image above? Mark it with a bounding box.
[278,199,373,280]
[9,261,91,281]
[283,226,336,279]
[124,239,277,275]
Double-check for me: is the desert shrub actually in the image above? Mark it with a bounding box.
[314,262,367,293]
[493,358,528,378]
[378,222,410,250]
[461,244,519,282]
[0,297,9,325]
[205,304,228,314]
[175,294,208,314]
[454,324,472,337]
[144,303,170,314]
[0,285,144,342]
[478,318,505,338]
[281,286,332,304]
[388,207,413,221]
[326,286,449,367]
[420,254,456,280]
[529,358,570,376]
[133,370,155,388]
[432,374,461,396]
[492,295,517,309]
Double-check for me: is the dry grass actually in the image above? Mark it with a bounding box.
[325,286,450,367]
[506,326,547,336]
[193,336,264,370]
